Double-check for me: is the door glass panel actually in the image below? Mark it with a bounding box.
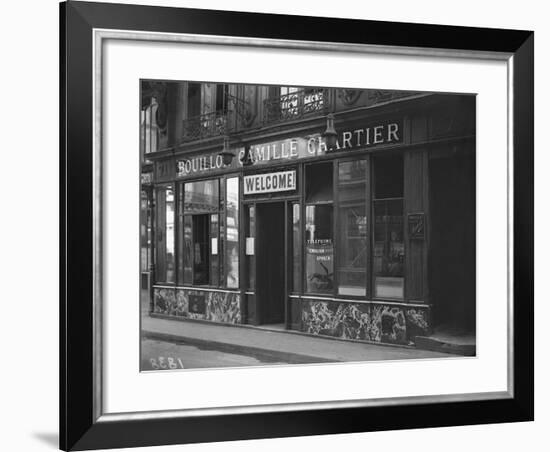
[192,214,210,285]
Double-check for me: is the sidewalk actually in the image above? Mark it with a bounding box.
[142,314,451,363]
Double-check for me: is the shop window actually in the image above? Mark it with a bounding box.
[225,177,239,288]
[338,160,368,296]
[155,186,175,283]
[373,155,404,299]
[305,162,334,294]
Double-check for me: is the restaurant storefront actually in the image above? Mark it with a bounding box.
[147,92,475,346]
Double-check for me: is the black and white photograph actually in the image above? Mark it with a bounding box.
[52,1,535,450]
[139,81,476,371]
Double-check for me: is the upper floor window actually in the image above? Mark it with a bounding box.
[216,84,229,115]
[264,86,325,124]
[183,83,229,141]
[140,97,159,157]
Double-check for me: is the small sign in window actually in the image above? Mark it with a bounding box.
[408,213,425,240]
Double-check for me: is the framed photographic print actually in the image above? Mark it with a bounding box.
[60,1,533,450]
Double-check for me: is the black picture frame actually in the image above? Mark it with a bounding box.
[60,1,533,450]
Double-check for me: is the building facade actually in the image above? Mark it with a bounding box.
[140,81,476,346]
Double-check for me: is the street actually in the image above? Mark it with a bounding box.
[141,337,288,371]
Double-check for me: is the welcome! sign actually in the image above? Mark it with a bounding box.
[244,170,296,195]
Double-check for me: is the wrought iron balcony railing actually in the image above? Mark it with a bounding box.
[182,111,227,142]
[263,88,327,125]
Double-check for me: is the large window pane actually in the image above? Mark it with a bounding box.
[338,160,367,296]
[225,177,239,288]
[373,155,404,299]
[305,205,333,293]
[373,200,404,298]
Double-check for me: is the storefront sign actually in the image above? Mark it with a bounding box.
[174,120,402,179]
[239,120,402,166]
[244,170,296,195]
[176,154,238,178]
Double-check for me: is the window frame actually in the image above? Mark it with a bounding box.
[335,156,370,299]
[303,160,336,296]
[371,152,406,301]
[176,176,225,289]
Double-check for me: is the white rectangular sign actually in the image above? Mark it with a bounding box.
[245,237,255,255]
[244,170,296,195]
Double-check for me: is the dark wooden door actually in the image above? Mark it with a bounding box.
[429,150,476,332]
[256,202,285,325]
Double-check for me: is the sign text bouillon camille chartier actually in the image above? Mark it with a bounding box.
[176,120,402,178]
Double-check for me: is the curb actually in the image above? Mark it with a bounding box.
[413,336,476,356]
[141,330,337,364]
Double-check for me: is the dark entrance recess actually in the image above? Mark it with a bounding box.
[429,149,476,333]
[255,202,286,325]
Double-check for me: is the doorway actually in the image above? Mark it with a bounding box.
[429,150,476,333]
[255,202,286,326]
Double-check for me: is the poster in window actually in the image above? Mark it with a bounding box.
[306,240,334,293]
